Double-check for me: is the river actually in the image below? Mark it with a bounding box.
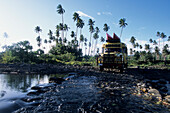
[0,74,64,113]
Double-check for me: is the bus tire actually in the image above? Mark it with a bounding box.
[100,66,104,71]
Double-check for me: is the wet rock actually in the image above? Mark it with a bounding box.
[148,89,162,103]
[162,95,170,108]
[49,77,65,84]
[0,91,6,98]
[22,96,43,102]
[159,79,167,84]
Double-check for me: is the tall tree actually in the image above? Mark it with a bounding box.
[80,34,84,49]
[93,33,99,55]
[101,37,105,42]
[145,44,150,52]
[149,39,153,43]
[88,19,95,56]
[57,4,65,41]
[48,30,53,42]
[84,38,87,55]
[153,40,158,45]
[63,24,70,39]
[154,46,160,60]
[130,48,133,55]
[160,32,166,48]
[156,31,161,48]
[103,23,110,33]
[139,45,142,50]
[136,43,139,51]
[93,27,100,55]
[168,36,170,45]
[119,18,128,38]
[130,36,136,50]
[55,30,60,44]
[3,32,8,49]
[73,12,80,40]
[35,26,42,49]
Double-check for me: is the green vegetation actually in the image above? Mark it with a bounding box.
[0,4,169,69]
[129,35,170,68]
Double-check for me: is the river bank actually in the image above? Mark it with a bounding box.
[0,63,170,112]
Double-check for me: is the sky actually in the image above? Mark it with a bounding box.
[0,0,170,54]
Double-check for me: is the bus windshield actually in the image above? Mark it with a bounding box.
[105,48,121,53]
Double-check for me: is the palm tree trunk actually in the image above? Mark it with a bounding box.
[79,29,82,49]
[62,14,64,43]
[88,33,92,56]
[91,39,94,56]
[120,27,123,38]
[94,39,97,56]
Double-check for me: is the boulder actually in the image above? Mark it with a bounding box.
[148,89,162,102]
[49,77,65,84]
[159,79,167,84]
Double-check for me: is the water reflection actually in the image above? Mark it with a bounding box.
[0,73,65,113]
[0,74,49,93]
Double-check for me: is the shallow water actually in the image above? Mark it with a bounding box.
[0,74,64,113]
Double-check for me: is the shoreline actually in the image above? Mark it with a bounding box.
[0,63,170,112]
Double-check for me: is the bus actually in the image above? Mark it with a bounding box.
[97,33,128,72]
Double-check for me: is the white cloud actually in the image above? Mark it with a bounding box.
[102,12,112,15]
[138,27,145,30]
[113,22,119,27]
[97,12,112,16]
[76,11,94,19]
[97,12,101,15]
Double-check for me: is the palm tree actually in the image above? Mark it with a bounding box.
[149,39,153,43]
[63,37,67,44]
[80,34,84,49]
[88,19,95,55]
[119,18,128,38]
[101,37,105,42]
[58,23,64,43]
[70,31,75,48]
[36,36,42,48]
[162,45,169,60]
[145,44,150,52]
[55,30,60,44]
[153,40,158,45]
[44,39,48,53]
[35,26,42,35]
[130,36,136,51]
[93,27,100,55]
[3,32,8,48]
[79,19,85,35]
[35,26,42,49]
[63,24,70,39]
[93,33,99,55]
[84,38,87,55]
[168,36,170,45]
[156,31,160,48]
[154,46,160,60]
[57,4,65,40]
[160,32,166,48]
[70,31,75,39]
[139,45,142,50]
[76,18,84,48]
[136,43,139,51]
[103,23,110,33]
[48,30,53,42]
[73,12,80,39]
[130,48,133,55]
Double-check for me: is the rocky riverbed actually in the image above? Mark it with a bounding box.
[0,64,170,112]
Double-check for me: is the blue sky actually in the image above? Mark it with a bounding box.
[0,0,169,53]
